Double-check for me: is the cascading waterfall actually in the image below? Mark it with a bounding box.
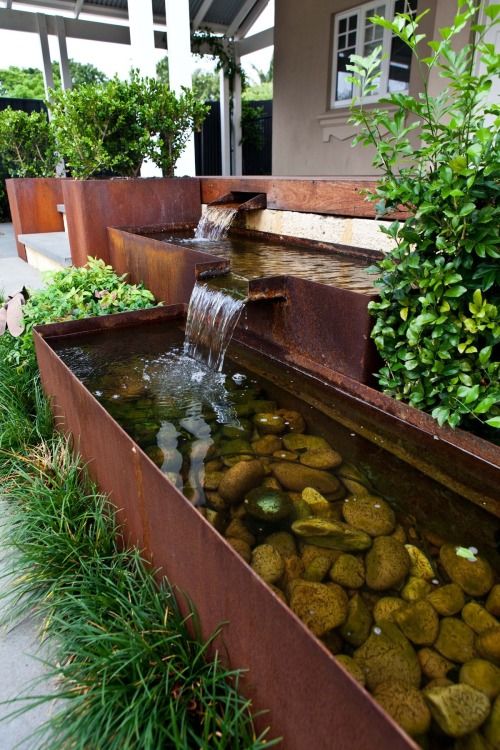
[194,205,239,240]
[184,278,247,371]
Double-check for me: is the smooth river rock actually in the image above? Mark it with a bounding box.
[353,621,421,691]
[218,459,265,504]
[434,617,476,663]
[373,680,431,737]
[244,487,293,522]
[459,658,500,700]
[365,536,411,591]
[342,495,396,537]
[290,580,348,636]
[250,544,285,584]
[424,683,491,738]
[271,462,341,494]
[427,583,465,616]
[292,517,372,552]
[439,544,494,597]
[299,448,342,470]
[394,600,440,646]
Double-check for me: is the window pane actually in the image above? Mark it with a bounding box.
[339,18,347,33]
[349,15,358,30]
[336,47,356,100]
[388,0,416,92]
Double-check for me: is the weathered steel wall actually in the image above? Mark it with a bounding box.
[6,177,64,261]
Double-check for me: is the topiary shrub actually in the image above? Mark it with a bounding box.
[348,0,500,433]
[0,107,58,177]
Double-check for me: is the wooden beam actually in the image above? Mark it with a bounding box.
[237,0,269,39]
[192,0,214,29]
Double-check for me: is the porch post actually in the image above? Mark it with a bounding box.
[128,0,156,77]
[219,68,231,175]
[232,55,243,175]
[55,16,73,90]
[36,14,54,97]
[165,0,196,176]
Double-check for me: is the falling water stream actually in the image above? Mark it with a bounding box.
[194,205,239,240]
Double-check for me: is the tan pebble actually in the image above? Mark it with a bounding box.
[253,412,287,435]
[486,585,500,617]
[405,544,435,580]
[251,545,284,584]
[401,576,433,602]
[373,596,406,624]
[225,518,255,547]
[418,648,454,680]
[395,600,440,646]
[330,553,365,589]
[303,555,332,582]
[373,681,431,737]
[301,487,330,515]
[282,433,331,452]
[265,531,297,559]
[462,601,499,635]
[218,460,265,504]
[353,621,421,691]
[434,617,476,663]
[203,471,224,490]
[424,683,491,738]
[205,459,223,472]
[299,447,342,470]
[342,495,396,537]
[427,583,465,616]
[483,692,500,747]
[300,543,342,567]
[290,580,348,636]
[476,627,500,665]
[251,435,282,456]
[365,536,411,591]
[262,476,282,491]
[272,462,341,494]
[335,654,366,685]
[460,658,500,700]
[226,537,252,563]
[439,544,494,597]
[339,592,373,647]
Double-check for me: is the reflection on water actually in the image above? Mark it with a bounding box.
[153,230,377,294]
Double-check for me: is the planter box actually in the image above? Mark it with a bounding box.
[62,178,202,266]
[6,177,65,261]
[34,307,500,750]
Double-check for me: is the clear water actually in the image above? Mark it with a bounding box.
[194,206,239,240]
[153,229,377,294]
[52,323,499,749]
[184,277,247,371]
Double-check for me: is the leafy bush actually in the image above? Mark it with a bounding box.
[0,108,58,177]
[349,1,500,431]
[3,257,156,372]
[49,75,207,179]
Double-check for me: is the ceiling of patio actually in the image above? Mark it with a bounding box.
[1,0,270,37]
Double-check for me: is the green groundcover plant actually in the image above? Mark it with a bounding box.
[348,0,500,432]
[0,262,275,748]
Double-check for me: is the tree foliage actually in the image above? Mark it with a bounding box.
[348,0,500,433]
[0,60,108,100]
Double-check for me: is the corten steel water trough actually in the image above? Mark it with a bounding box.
[34,307,500,750]
[108,224,381,385]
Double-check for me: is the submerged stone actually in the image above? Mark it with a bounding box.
[244,487,293,522]
[439,544,494,597]
[339,592,373,647]
[476,627,500,665]
[401,576,433,602]
[462,601,499,635]
[276,408,306,433]
[483,693,500,747]
[486,585,500,617]
[434,617,476,663]
[373,681,431,737]
[394,600,440,646]
[418,648,454,680]
[292,517,372,552]
[365,536,411,591]
[342,495,396,537]
[290,580,348,636]
[424,683,490,738]
[272,462,341,494]
[427,583,465,616]
[329,553,365,589]
[226,537,252,563]
[303,555,332,582]
[335,654,366,686]
[218,459,265,504]
[373,597,406,625]
[265,531,297,559]
[253,412,287,435]
[251,434,282,456]
[405,544,435,580]
[250,544,285,584]
[459,659,500,700]
[282,434,331,452]
[353,621,421,691]
[299,448,342,470]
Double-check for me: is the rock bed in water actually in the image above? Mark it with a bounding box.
[63,343,499,749]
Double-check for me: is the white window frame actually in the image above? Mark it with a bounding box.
[330,0,400,109]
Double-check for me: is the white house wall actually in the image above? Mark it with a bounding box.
[272,0,474,176]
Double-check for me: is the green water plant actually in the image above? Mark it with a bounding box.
[348,1,500,431]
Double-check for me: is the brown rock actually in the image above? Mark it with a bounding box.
[251,434,282,455]
[300,543,341,568]
[353,621,421,690]
[290,580,348,636]
[253,412,287,435]
[218,459,265,504]
[424,683,491,738]
[401,576,433,602]
[418,648,454,680]
[476,627,500,665]
[405,544,435,580]
[226,537,252,563]
[303,555,332,582]
[434,617,476,663]
[462,601,499,635]
[373,597,406,625]
[276,409,306,433]
[281,554,305,591]
[340,592,373,647]
[282,434,331,452]
[373,681,431,737]
[265,531,297,559]
[483,693,500,748]
[427,583,465,616]
[394,600,440,646]
[225,518,256,547]
[342,495,396,537]
[330,553,365,589]
[460,658,500,700]
[299,448,342,470]
[335,654,366,686]
[439,544,494,597]
[292,517,372,552]
[251,544,285,584]
[365,536,411,591]
[272,462,340,494]
[486,585,500,617]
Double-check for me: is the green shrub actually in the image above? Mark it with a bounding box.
[3,258,156,373]
[0,108,58,177]
[348,1,500,431]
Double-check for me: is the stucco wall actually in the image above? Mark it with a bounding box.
[272,0,468,176]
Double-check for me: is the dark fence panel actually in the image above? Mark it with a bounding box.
[195,99,272,177]
[0,98,47,221]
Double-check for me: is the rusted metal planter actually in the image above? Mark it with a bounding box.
[62,177,202,266]
[6,177,65,261]
[34,307,499,750]
[108,224,380,384]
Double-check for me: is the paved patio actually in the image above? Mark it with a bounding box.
[0,224,54,749]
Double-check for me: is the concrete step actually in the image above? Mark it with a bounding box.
[18,232,71,272]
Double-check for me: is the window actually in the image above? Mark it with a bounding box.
[330,0,416,107]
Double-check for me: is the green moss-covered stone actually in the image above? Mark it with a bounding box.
[405,544,435,580]
[335,654,366,685]
[244,487,293,522]
[373,597,406,625]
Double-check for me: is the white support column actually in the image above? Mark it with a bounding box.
[165,0,196,176]
[128,0,156,78]
[56,16,72,90]
[36,14,54,97]
[232,55,243,175]
[219,68,231,176]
